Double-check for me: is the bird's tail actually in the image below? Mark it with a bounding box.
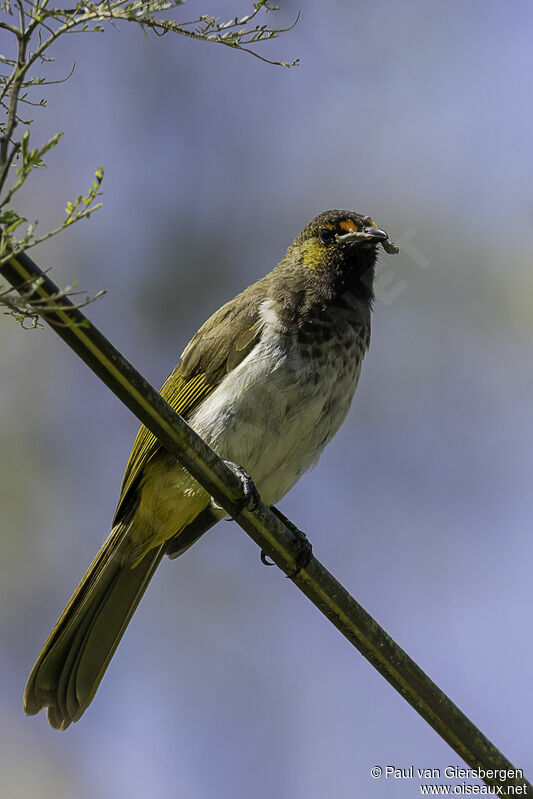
[24,523,165,730]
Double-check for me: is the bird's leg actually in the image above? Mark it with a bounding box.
[210,460,260,515]
[265,505,313,577]
[224,460,261,512]
[212,464,312,576]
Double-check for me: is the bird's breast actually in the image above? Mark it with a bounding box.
[189,300,368,505]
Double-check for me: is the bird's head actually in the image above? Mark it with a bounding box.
[294,209,398,265]
[284,210,399,305]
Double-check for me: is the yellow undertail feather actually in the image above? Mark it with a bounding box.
[124,458,211,567]
[24,523,165,729]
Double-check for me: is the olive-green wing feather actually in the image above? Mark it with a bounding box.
[113,284,265,524]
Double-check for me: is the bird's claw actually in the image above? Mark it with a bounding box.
[261,550,274,566]
[286,526,312,578]
[212,460,260,516]
[265,506,313,578]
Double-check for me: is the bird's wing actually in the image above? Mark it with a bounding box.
[113,289,264,524]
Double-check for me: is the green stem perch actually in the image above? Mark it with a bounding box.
[1,250,530,797]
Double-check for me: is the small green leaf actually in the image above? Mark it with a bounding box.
[7,216,27,233]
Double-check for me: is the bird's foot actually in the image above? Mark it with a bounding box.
[261,506,313,578]
[210,460,260,516]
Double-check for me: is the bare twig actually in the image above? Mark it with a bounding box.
[0,269,106,327]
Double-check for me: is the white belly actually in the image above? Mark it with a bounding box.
[188,302,365,505]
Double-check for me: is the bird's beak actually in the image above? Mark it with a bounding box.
[336,226,399,255]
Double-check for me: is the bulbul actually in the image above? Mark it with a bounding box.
[24,209,398,729]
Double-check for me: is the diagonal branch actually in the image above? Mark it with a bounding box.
[0,249,531,798]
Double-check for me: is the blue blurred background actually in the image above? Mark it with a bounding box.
[2,1,533,796]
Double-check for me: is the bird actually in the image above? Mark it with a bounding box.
[24,209,398,729]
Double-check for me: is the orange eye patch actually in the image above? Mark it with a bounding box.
[338,219,359,233]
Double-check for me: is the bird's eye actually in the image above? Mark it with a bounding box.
[318,226,335,245]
